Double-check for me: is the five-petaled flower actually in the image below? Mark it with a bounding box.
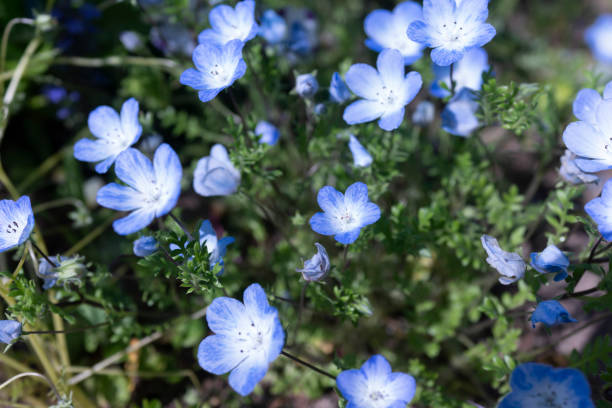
[97,143,182,235]
[531,300,577,329]
[197,283,284,396]
[530,245,570,281]
[498,363,594,408]
[193,144,241,197]
[336,354,416,408]
[296,242,330,281]
[585,178,612,240]
[198,0,259,46]
[585,14,612,64]
[343,48,422,131]
[480,235,526,285]
[348,135,373,168]
[310,182,381,245]
[407,0,496,67]
[0,320,22,344]
[74,98,142,174]
[0,196,35,254]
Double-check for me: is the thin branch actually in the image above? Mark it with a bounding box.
[281,350,336,380]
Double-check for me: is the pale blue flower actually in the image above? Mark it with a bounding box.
[441,88,479,137]
[499,363,594,408]
[480,235,525,285]
[259,10,287,44]
[348,135,373,168]
[407,0,496,66]
[296,243,329,281]
[255,121,280,145]
[97,144,183,235]
[193,144,240,197]
[295,73,319,99]
[0,196,34,253]
[364,1,425,65]
[412,100,435,125]
[133,236,158,257]
[120,31,142,52]
[150,23,196,57]
[198,220,234,273]
[329,72,351,104]
[559,150,599,185]
[180,40,247,103]
[197,283,284,396]
[0,320,22,344]
[343,49,422,131]
[585,14,612,64]
[336,355,416,408]
[530,245,570,282]
[74,98,142,174]
[309,182,381,245]
[571,81,612,126]
[198,0,259,46]
[585,178,612,240]
[430,47,489,98]
[531,300,577,329]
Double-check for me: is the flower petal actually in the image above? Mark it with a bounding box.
[345,64,383,100]
[343,100,385,125]
[197,334,244,375]
[112,208,155,235]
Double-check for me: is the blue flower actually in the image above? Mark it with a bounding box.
[499,363,594,408]
[441,88,480,137]
[585,14,612,64]
[295,73,319,99]
[343,49,423,131]
[286,9,318,56]
[180,40,247,103]
[0,196,34,253]
[259,10,287,45]
[151,23,196,57]
[42,85,67,104]
[36,255,86,290]
[364,1,425,65]
[412,100,435,125]
[407,0,496,66]
[329,72,351,104]
[197,283,284,396]
[198,220,234,273]
[560,150,599,185]
[531,300,577,329]
[348,135,373,168]
[571,81,612,126]
[297,243,330,281]
[530,245,570,281]
[97,143,182,235]
[430,47,489,98]
[198,0,259,46]
[193,144,241,197]
[0,320,22,344]
[133,236,158,257]
[585,178,612,240]
[74,98,142,174]
[336,355,416,408]
[255,121,280,145]
[309,182,381,245]
[480,235,525,285]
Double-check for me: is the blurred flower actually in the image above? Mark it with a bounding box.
[530,244,570,281]
[585,178,612,240]
[42,85,67,104]
[329,72,351,104]
[348,135,373,168]
[344,49,422,131]
[295,73,319,99]
[407,0,496,66]
[119,31,143,52]
[571,81,612,126]
[133,236,158,257]
[52,2,100,51]
[499,363,594,408]
[74,98,142,174]
[559,150,599,185]
[140,134,164,156]
[531,300,577,328]
[430,47,489,98]
[37,255,86,290]
[198,0,258,46]
[314,103,326,115]
[0,320,22,344]
[258,8,318,61]
[0,196,34,253]
[585,14,612,64]
[412,100,435,125]
[337,355,416,408]
[193,144,241,196]
[310,182,381,245]
[197,283,284,396]
[97,144,182,235]
[441,88,479,136]
[197,220,235,273]
[259,10,287,44]
[255,121,280,145]
[364,1,425,65]
[150,23,196,57]
[180,40,247,103]
[296,243,330,281]
[480,235,525,285]
[83,177,104,208]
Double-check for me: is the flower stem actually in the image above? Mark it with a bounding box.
[449,63,456,96]
[281,350,336,380]
[22,321,109,335]
[168,212,194,241]
[0,372,61,402]
[290,282,308,346]
[29,239,57,267]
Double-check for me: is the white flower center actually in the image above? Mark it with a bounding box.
[4,220,21,235]
[237,322,266,354]
[208,63,231,87]
[144,181,165,205]
[440,20,465,45]
[376,86,397,107]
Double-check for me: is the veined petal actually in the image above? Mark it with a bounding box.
[378,107,405,131]
[431,47,464,66]
[120,98,142,145]
[407,20,432,45]
[344,182,369,206]
[153,143,182,216]
[206,296,247,335]
[309,213,338,236]
[180,68,206,90]
[243,283,271,320]
[112,208,155,235]
[228,354,269,396]
[563,121,609,160]
[345,64,383,100]
[337,369,368,403]
[334,228,362,244]
[573,88,601,123]
[73,138,115,162]
[359,202,382,226]
[317,186,344,213]
[596,99,612,136]
[198,334,244,375]
[88,106,121,140]
[386,372,417,403]
[114,148,155,192]
[343,100,385,125]
[361,354,392,378]
[96,183,142,211]
[377,49,405,90]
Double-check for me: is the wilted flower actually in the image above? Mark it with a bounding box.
[297,243,330,281]
[530,245,570,281]
[480,235,526,285]
[0,196,35,253]
[559,150,599,185]
[531,300,577,328]
[348,135,373,168]
[37,255,87,290]
[193,144,241,196]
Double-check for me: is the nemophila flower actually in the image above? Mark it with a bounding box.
[97,143,182,235]
[198,220,235,273]
[531,300,577,329]
[330,72,351,104]
[343,49,423,131]
[0,196,34,253]
[0,320,22,344]
[412,100,435,125]
[430,47,489,98]
[197,283,284,396]
[336,354,416,408]
[295,73,319,99]
[193,144,241,196]
[259,10,287,45]
[198,0,258,45]
[255,121,280,146]
[119,31,143,52]
[559,150,599,185]
[585,14,612,64]
[530,245,570,281]
[74,98,142,174]
[349,135,373,168]
[499,363,594,408]
[364,1,425,65]
[133,236,158,257]
[37,255,86,290]
[42,85,67,104]
[296,242,330,281]
[585,179,612,240]
[407,0,496,66]
[180,40,247,103]
[571,81,612,126]
[151,23,196,57]
[480,235,525,285]
[441,89,480,137]
[309,182,381,245]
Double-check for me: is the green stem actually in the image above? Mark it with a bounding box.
[22,321,109,335]
[0,18,35,94]
[168,212,194,241]
[281,350,336,380]
[53,55,179,72]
